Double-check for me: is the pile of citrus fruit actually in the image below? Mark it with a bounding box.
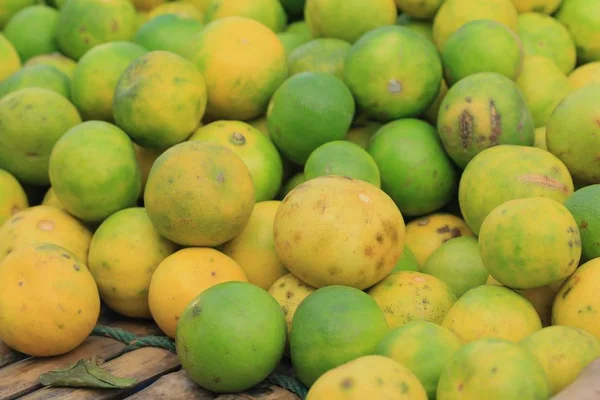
[0,0,599,398]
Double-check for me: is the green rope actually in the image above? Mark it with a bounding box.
[91,325,308,399]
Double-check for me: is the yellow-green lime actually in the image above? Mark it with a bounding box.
[0,64,70,99]
[3,5,59,62]
[288,38,351,80]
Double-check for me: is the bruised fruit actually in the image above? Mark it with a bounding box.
[564,185,600,261]
[436,338,550,400]
[0,243,100,357]
[306,355,427,400]
[458,145,574,235]
[0,169,28,227]
[273,175,405,289]
[442,285,542,344]
[368,271,457,329]
[521,325,600,395]
[176,281,286,393]
[0,205,92,265]
[368,119,458,217]
[437,72,535,169]
[404,213,474,265]
[552,258,600,340]
[148,248,248,338]
[144,141,255,247]
[290,285,389,387]
[376,321,461,400]
[479,197,581,289]
[546,84,600,185]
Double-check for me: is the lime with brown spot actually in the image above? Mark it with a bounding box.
[49,121,141,223]
[134,14,203,59]
[288,38,351,80]
[113,50,207,149]
[458,145,574,235]
[72,41,147,121]
[0,64,70,99]
[273,175,405,290]
[343,26,442,122]
[437,72,535,169]
[304,141,380,187]
[0,243,100,357]
[24,52,77,79]
[521,325,600,395]
[368,271,457,329]
[267,72,355,165]
[437,338,550,400]
[368,118,458,216]
[148,248,247,338]
[546,84,600,185]
[0,169,28,227]
[176,281,286,392]
[422,237,488,298]
[480,197,581,289]
[442,285,542,344]
[189,120,283,201]
[376,321,461,399]
[517,12,577,75]
[306,355,427,400]
[291,285,390,387]
[0,87,81,187]
[144,141,255,247]
[565,185,600,261]
[88,207,177,319]
[404,213,474,265]
[0,205,92,264]
[4,5,59,62]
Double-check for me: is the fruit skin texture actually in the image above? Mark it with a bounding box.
[546,84,600,185]
[290,286,389,387]
[458,145,574,235]
[367,119,458,217]
[113,50,207,149]
[24,53,77,79]
[0,169,28,227]
[564,185,600,261]
[306,355,427,400]
[516,55,571,128]
[437,72,535,169]
[203,0,287,33]
[268,273,316,344]
[266,72,355,165]
[404,213,474,265]
[134,14,204,60]
[368,271,457,329]
[422,237,488,298]
[0,34,21,81]
[0,243,100,357]
[568,62,600,90]
[343,26,442,122]
[520,326,600,395]
[88,207,177,319]
[375,321,461,400]
[442,285,542,344]
[0,64,70,99]
[72,41,147,121]
[0,0,36,28]
[144,141,255,247]
[436,338,550,400]
[0,205,92,265]
[176,281,286,393]
[553,258,600,340]
[480,198,581,289]
[304,140,380,188]
[555,0,600,64]
[149,248,248,338]
[192,16,288,121]
[288,38,351,80]
[49,121,141,223]
[189,120,283,202]
[220,201,288,290]
[517,12,577,75]
[0,87,81,187]
[3,5,59,62]
[442,20,524,86]
[273,176,405,290]
[432,0,518,51]
[56,0,138,60]
[305,0,397,44]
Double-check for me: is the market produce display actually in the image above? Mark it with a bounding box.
[0,0,599,399]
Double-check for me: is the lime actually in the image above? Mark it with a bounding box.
[134,14,203,59]
[4,5,59,61]
[288,38,351,80]
[564,185,600,261]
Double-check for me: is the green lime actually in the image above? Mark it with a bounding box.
[4,5,59,62]
[0,64,70,99]
[392,245,420,272]
[24,52,77,79]
[134,14,203,59]
[285,20,312,41]
[564,185,600,261]
[288,38,351,80]
[276,32,309,56]
[397,14,434,44]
